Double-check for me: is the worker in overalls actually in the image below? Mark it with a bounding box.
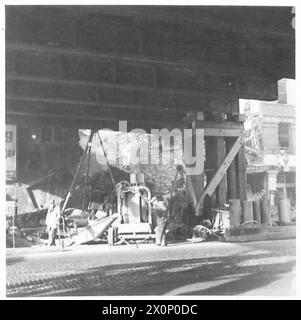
[152,196,169,246]
[46,200,61,246]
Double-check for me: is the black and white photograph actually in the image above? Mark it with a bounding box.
[3,1,297,300]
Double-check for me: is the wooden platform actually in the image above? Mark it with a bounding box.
[224,225,296,242]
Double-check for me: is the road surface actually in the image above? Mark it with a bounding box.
[6,239,296,297]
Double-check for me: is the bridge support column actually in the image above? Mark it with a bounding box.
[183,110,247,219]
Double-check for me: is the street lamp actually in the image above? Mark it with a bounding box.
[277,150,291,223]
[277,150,289,199]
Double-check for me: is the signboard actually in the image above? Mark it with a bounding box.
[6,125,17,180]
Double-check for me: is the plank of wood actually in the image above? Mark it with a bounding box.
[196,120,245,130]
[204,128,244,137]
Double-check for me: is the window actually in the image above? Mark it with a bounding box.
[278,122,290,149]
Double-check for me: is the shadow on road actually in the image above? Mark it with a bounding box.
[6,256,24,266]
[7,248,295,297]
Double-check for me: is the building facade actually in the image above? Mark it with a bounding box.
[241,79,296,221]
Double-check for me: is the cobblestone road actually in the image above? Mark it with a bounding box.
[6,239,296,297]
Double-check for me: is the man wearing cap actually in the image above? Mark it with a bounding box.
[46,200,61,246]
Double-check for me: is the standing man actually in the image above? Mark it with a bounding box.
[152,196,169,247]
[46,200,61,246]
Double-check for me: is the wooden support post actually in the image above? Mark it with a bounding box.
[242,200,253,223]
[226,138,237,199]
[196,136,243,208]
[260,195,271,226]
[236,145,247,201]
[185,111,245,217]
[229,199,241,227]
[253,199,261,224]
[205,136,217,207]
[216,137,227,206]
[184,112,205,216]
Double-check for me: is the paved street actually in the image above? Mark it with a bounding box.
[6,239,296,297]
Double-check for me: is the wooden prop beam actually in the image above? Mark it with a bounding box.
[204,128,244,137]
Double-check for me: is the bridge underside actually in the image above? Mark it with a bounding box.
[6,5,295,131]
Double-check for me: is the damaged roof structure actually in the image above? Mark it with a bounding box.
[6,6,295,131]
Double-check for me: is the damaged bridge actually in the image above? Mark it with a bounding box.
[5,6,295,218]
